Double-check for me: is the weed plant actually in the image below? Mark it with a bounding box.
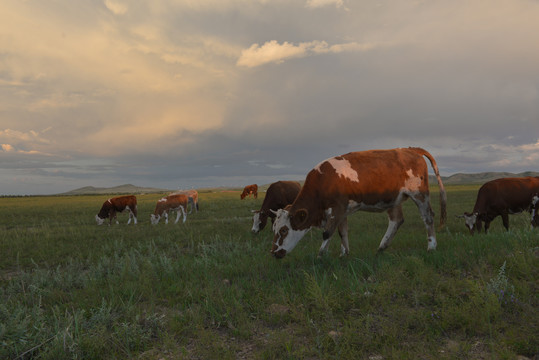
[0,188,537,359]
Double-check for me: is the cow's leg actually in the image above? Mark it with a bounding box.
[501,213,509,231]
[378,205,405,251]
[409,194,437,250]
[337,217,349,257]
[181,205,187,223]
[174,206,186,224]
[164,211,169,224]
[318,207,344,257]
[132,206,138,225]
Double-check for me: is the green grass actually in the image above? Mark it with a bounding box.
[0,187,538,359]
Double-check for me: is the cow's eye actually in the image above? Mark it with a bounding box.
[279,228,288,236]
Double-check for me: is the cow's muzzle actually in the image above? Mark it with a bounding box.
[272,249,286,259]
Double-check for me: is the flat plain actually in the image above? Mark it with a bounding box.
[0,186,537,359]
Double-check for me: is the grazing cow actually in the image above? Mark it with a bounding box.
[251,181,301,233]
[173,189,199,213]
[150,194,188,224]
[95,195,138,225]
[241,184,258,199]
[458,177,539,234]
[271,148,447,259]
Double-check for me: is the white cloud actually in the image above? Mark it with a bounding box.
[104,0,128,15]
[306,0,344,9]
[237,40,378,67]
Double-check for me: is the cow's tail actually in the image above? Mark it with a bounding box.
[410,147,447,227]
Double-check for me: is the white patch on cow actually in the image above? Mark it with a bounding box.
[464,213,477,230]
[95,215,105,225]
[251,211,261,233]
[427,236,437,251]
[272,209,309,256]
[150,214,160,224]
[403,169,422,192]
[325,208,334,219]
[158,198,167,203]
[315,157,359,182]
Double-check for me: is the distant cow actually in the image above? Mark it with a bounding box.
[271,148,447,259]
[173,189,199,213]
[150,194,188,224]
[241,184,258,199]
[95,195,138,225]
[459,177,539,234]
[251,181,301,233]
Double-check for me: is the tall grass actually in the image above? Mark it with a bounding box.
[0,188,537,359]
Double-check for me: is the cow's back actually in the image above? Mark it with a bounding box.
[263,181,301,212]
[475,177,539,213]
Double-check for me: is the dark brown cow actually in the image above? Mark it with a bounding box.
[241,184,258,199]
[251,181,301,233]
[271,148,447,258]
[95,195,138,225]
[150,194,188,224]
[459,177,539,234]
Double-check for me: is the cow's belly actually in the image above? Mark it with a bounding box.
[347,199,396,213]
[347,191,406,214]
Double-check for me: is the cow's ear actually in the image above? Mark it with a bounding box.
[292,208,309,228]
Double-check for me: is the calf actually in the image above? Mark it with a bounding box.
[271,147,447,259]
[459,177,539,234]
[241,184,258,199]
[150,194,188,224]
[251,181,301,233]
[95,195,138,225]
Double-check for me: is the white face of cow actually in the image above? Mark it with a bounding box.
[251,210,261,233]
[150,214,160,225]
[461,213,477,234]
[95,215,105,225]
[271,209,309,258]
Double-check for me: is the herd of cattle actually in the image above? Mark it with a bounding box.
[95,147,539,259]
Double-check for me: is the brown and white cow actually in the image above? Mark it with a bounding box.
[458,177,539,234]
[172,189,199,213]
[271,148,447,259]
[150,194,188,224]
[251,181,301,233]
[95,195,138,225]
[241,184,258,199]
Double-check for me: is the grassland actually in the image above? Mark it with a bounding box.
[0,187,537,359]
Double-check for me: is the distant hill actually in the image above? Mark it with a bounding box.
[430,171,539,185]
[60,184,172,195]
[59,172,539,195]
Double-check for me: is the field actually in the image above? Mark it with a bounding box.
[1,186,538,359]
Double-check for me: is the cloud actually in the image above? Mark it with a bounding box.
[104,0,128,15]
[237,40,379,67]
[306,0,345,9]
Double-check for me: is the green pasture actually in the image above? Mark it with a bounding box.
[0,186,537,359]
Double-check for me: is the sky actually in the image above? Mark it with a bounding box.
[1,0,539,195]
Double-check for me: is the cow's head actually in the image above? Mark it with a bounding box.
[251,210,264,233]
[150,214,160,225]
[458,212,478,234]
[95,215,105,225]
[270,208,310,259]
